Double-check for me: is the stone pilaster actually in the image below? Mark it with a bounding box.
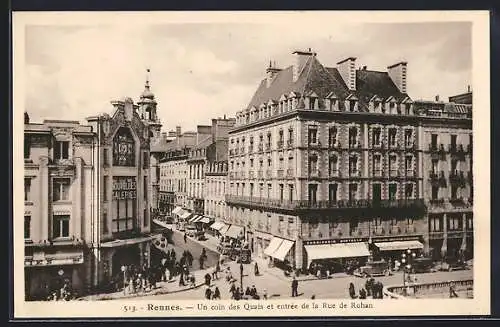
[39,157,49,241]
[73,157,82,239]
[441,213,448,256]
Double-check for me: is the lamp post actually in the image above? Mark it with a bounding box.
[401,249,416,287]
[121,265,127,295]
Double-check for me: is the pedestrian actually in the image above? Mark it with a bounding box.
[204,273,212,286]
[359,288,367,299]
[377,281,384,299]
[229,281,236,295]
[291,276,299,297]
[365,278,373,297]
[212,287,221,300]
[234,287,241,300]
[251,285,257,297]
[205,287,212,300]
[199,255,205,270]
[240,263,244,279]
[263,289,268,300]
[449,282,459,298]
[179,272,185,287]
[311,294,316,300]
[349,282,357,299]
[254,262,260,276]
[245,286,252,296]
[184,233,187,243]
[212,266,218,280]
[165,267,171,281]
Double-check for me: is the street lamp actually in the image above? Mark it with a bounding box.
[401,249,416,287]
[121,265,127,295]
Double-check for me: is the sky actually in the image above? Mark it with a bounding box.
[24,20,472,133]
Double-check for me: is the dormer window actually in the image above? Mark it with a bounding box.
[345,95,358,112]
[404,102,413,115]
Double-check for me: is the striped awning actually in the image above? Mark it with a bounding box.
[198,216,211,224]
[375,240,424,251]
[172,206,182,214]
[179,210,193,220]
[210,221,225,231]
[189,215,201,223]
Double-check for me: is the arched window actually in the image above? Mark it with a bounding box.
[113,127,135,166]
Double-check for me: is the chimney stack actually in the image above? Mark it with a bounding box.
[266,60,281,88]
[176,126,182,137]
[467,85,471,93]
[435,95,440,102]
[387,61,408,93]
[337,57,357,91]
[292,49,316,82]
[24,112,30,124]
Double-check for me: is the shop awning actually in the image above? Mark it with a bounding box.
[264,237,283,256]
[100,235,156,248]
[172,206,182,214]
[210,221,225,231]
[219,224,230,235]
[305,242,370,266]
[25,250,85,267]
[189,215,200,223]
[198,216,211,224]
[225,225,244,239]
[374,240,424,251]
[271,239,295,261]
[179,210,193,220]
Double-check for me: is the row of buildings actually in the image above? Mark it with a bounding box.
[23,48,473,299]
[154,49,473,272]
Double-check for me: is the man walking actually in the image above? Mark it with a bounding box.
[291,277,299,297]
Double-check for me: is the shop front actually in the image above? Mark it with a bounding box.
[24,247,86,301]
[264,237,296,271]
[372,239,424,264]
[303,241,370,276]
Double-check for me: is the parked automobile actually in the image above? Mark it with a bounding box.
[440,257,469,272]
[185,225,197,237]
[231,245,251,264]
[217,242,233,255]
[411,257,435,273]
[354,260,392,278]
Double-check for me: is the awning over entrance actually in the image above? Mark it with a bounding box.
[210,221,225,231]
[100,235,156,248]
[172,206,182,214]
[219,224,230,235]
[179,210,193,220]
[305,242,370,266]
[198,216,211,224]
[271,239,295,261]
[225,225,244,239]
[264,237,283,257]
[189,215,200,223]
[25,250,85,267]
[374,240,424,251]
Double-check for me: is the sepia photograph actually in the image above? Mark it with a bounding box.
[13,11,490,318]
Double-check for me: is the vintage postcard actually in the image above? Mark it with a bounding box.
[12,10,490,318]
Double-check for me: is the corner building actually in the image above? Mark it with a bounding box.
[24,85,159,299]
[227,50,428,272]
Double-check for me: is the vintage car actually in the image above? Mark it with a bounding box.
[411,257,435,273]
[230,246,252,264]
[217,242,233,255]
[185,225,198,237]
[439,257,469,272]
[354,260,392,278]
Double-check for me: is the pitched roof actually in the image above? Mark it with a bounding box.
[245,55,410,112]
[193,135,213,150]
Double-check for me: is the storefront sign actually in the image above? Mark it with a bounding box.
[113,177,137,200]
[304,235,422,246]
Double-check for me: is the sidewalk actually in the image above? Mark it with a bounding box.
[79,265,216,301]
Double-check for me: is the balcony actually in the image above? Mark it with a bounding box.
[257,144,264,153]
[329,170,340,178]
[329,141,341,149]
[388,141,399,150]
[240,172,246,179]
[405,170,416,177]
[229,172,235,179]
[277,169,284,178]
[229,149,234,156]
[277,140,284,149]
[225,195,425,212]
[234,148,239,155]
[286,169,294,178]
[373,170,383,178]
[257,170,263,179]
[429,170,447,186]
[248,145,254,153]
[240,147,245,155]
[349,170,360,178]
[467,171,473,183]
[449,171,466,186]
[348,142,361,150]
[449,197,469,207]
[249,171,255,179]
[467,144,473,155]
[429,198,446,208]
[429,144,446,160]
[308,141,321,149]
[287,140,294,148]
[309,170,321,178]
[405,142,416,150]
[389,170,399,178]
[265,143,271,152]
[265,170,272,179]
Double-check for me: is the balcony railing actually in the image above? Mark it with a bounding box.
[388,141,399,149]
[249,171,255,179]
[329,170,340,178]
[349,170,360,177]
[265,170,272,179]
[329,141,341,149]
[277,169,284,178]
[405,141,416,150]
[257,170,263,179]
[389,170,399,178]
[240,147,245,155]
[405,170,415,177]
[429,144,447,159]
[248,145,254,153]
[277,141,284,149]
[349,142,360,149]
[467,171,473,183]
[373,170,383,178]
[449,171,466,185]
[265,143,271,152]
[287,140,294,148]
[258,144,264,152]
[286,168,294,178]
[225,195,425,211]
[309,170,321,178]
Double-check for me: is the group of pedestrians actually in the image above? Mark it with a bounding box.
[348,279,385,299]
